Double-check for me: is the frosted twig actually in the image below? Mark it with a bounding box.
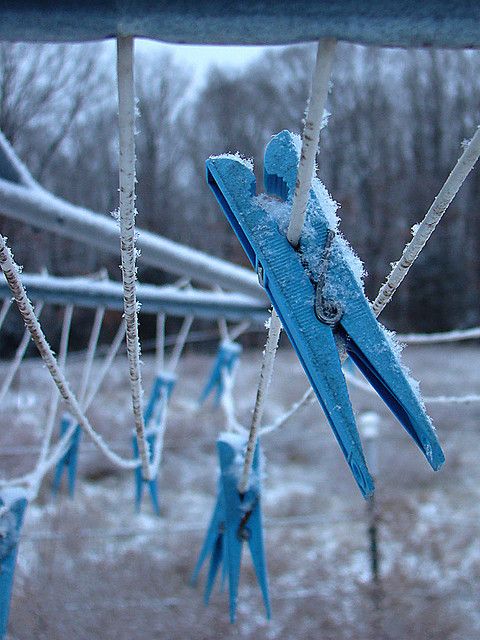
[117,35,150,480]
[373,125,480,316]
[287,38,336,247]
[238,308,282,494]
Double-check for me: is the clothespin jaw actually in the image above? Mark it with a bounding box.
[144,372,177,426]
[192,436,270,623]
[0,490,27,640]
[51,413,81,498]
[206,131,444,497]
[198,341,242,407]
[132,429,160,516]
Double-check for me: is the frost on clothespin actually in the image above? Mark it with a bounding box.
[132,372,176,516]
[0,488,28,640]
[51,413,81,498]
[198,341,242,408]
[192,434,270,623]
[205,129,444,498]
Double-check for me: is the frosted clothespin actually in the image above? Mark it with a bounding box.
[0,489,28,639]
[132,371,177,516]
[192,436,270,623]
[52,413,81,498]
[198,341,242,407]
[206,130,444,498]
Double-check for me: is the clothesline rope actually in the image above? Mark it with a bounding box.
[116,35,150,481]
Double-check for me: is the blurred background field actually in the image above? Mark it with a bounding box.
[2,340,479,640]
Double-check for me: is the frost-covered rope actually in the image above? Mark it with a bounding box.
[344,368,480,405]
[155,313,165,373]
[220,365,247,436]
[29,304,74,499]
[260,386,316,436]
[0,297,11,332]
[238,309,282,494]
[0,236,140,471]
[229,319,251,341]
[0,301,44,404]
[397,325,480,344]
[373,125,480,316]
[287,38,336,247]
[84,320,126,411]
[167,314,193,372]
[78,307,105,406]
[116,35,150,480]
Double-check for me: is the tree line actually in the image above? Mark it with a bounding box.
[0,40,479,350]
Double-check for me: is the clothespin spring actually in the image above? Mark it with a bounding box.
[313,229,343,326]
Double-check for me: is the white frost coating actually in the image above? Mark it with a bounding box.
[210,152,254,171]
[311,178,340,232]
[381,325,405,361]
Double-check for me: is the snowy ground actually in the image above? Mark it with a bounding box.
[1,340,480,640]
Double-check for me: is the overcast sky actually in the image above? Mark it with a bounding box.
[136,39,282,85]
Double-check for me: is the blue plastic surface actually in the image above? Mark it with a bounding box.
[52,413,81,498]
[192,438,270,622]
[198,341,242,407]
[206,131,444,497]
[0,493,27,639]
[133,373,177,515]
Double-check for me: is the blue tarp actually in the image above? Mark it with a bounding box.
[0,1,480,48]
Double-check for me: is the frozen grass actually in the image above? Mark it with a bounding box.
[1,342,480,639]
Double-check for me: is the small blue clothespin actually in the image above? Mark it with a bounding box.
[198,341,242,407]
[133,372,176,515]
[192,436,270,623]
[0,489,27,640]
[206,130,444,498]
[52,413,81,497]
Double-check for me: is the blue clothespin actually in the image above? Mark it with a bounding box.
[0,489,27,640]
[206,131,444,498]
[144,371,177,426]
[198,340,242,407]
[52,413,81,498]
[192,436,270,623]
[133,372,176,515]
